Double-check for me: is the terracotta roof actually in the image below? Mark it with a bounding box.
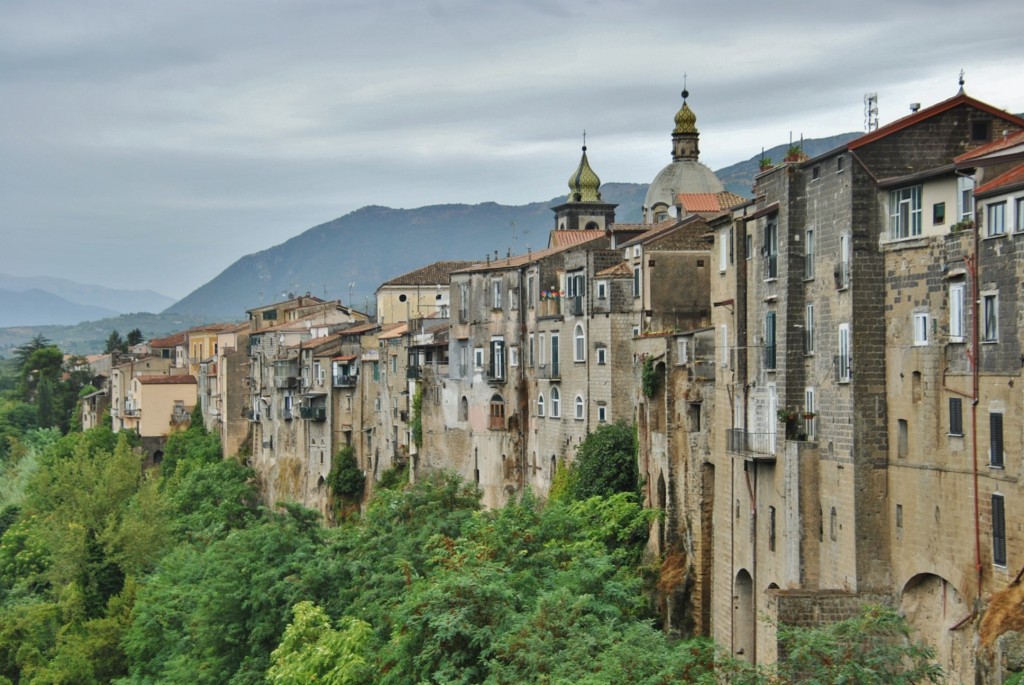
[246,295,325,314]
[149,332,186,348]
[186,322,237,335]
[379,322,409,340]
[676,191,748,213]
[333,354,358,362]
[380,261,477,287]
[339,322,382,336]
[849,91,1024,151]
[618,215,711,250]
[549,229,606,246]
[956,129,1024,163]
[596,261,633,277]
[137,374,197,385]
[976,163,1024,197]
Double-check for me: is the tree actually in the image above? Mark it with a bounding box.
[104,331,127,356]
[267,601,373,685]
[126,328,144,347]
[327,445,365,504]
[566,421,639,501]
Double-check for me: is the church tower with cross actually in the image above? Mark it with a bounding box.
[550,134,618,235]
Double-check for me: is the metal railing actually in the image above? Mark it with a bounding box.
[726,429,777,460]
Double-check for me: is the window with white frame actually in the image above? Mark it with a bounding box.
[527,275,535,308]
[573,324,585,362]
[509,346,519,368]
[596,347,607,365]
[764,217,778,279]
[949,282,965,343]
[838,234,851,289]
[1016,197,1024,233]
[597,405,607,422]
[890,185,922,239]
[913,312,930,346]
[574,394,585,420]
[720,325,729,368]
[633,266,641,297]
[804,387,816,440]
[537,393,545,417]
[987,201,1006,237]
[983,292,998,342]
[539,333,546,364]
[838,323,851,382]
[719,231,728,272]
[804,228,815,279]
[805,303,815,354]
[528,334,535,366]
[458,282,469,321]
[677,339,689,364]
[764,311,777,370]
[550,386,561,418]
[596,280,607,299]
[474,347,484,368]
[993,493,1007,567]
[633,245,641,258]
[990,412,1004,468]
[492,279,503,309]
[957,176,975,222]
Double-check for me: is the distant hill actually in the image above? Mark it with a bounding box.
[0,274,175,316]
[165,184,648,319]
[0,288,119,328]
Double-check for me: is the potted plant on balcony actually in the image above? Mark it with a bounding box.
[777,407,798,423]
[802,410,817,421]
[759,157,774,172]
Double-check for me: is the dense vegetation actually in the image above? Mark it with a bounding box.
[0,344,942,684]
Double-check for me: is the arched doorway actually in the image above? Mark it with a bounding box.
[900,573,970,680]
[734,569,754,661]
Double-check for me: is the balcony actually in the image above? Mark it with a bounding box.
[300,406,326,421]
[406,366,421,380]
[274,376,298,389]
[568,295,584,316]
[243,408,260,421]
[123,408,141,418]
[282,408,293,421]
[489,415,506,430]
[726,429,777,462]
[399,410,409,423]
[536,362,560,380]
[333,374,357,388]
[537,298,562,319]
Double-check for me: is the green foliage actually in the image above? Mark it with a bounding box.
[410,384,423,448]
[641,357,658,398]
[566,421,640,501]
[267,601,374,685]
[159,416,221,480]
[104,330,127,355]
[125,328,144,347]
[327,445,365,502]
[376,463,408,491]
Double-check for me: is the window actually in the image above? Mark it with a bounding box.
[745,233,752,260]
[474,347,484,368]
[389,356,397,375]
[527,275,535,308]
[550,387,561,418]
[492,279,503,309]
[509,346,519,367]
[768,506,776,551]
[677,339,689,364]
[489,394,506,429]
[838,323,851,382]
[459,396,468,421]
[537,394,545,417]
[805,303,815,354]
[913,312,930,346]
[574,394,585,420]
[489,339,505,380]
[896,504,903,528]
[957,176,975,222]
[372,361,380,382]
[990,412,1004,468]
[598,405,607,422]
[987,201,1006,237]
[550,334,560,377]
[837,155,845,173]
[633,245,641,258]
[889,185,922,239]
[949,397,963,436]
[971,120,992,143]
[897,419,908,459]
[528,334,535,367]
[764,217,778,279]
[596,347,607,365]
[805,387,816,440]
[837,234,851,289]
[458,282,469,321]
[720,325,729,368]
[804,228,814,279]
[933,202,946,225]
[1017,198,1024,233]
[949,282,965,343]
[764,311,777,370]
[574,324,586,362]
[314,361,324,384]
[992,494,1007,567]
[633,266,641,297]
[719,231,728,272]
[539,333,546,365]
[812,165,820,180]
[983,293,998,342]
[596,280,607,300]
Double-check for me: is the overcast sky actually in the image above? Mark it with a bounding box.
[2,0,1022,300]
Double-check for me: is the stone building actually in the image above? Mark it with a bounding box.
[708,87,1024,680]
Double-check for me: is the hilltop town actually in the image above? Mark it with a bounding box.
[78,86,1024,683]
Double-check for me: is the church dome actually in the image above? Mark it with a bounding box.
[644,88,724,222]
[567,146,602,202]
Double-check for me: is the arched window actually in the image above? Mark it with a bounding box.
[574,394,585,420]
[574,323,586,362]
[489,394,505,430]
[550,386,561,418]
[459,396,469,421]
[537,393,545,417]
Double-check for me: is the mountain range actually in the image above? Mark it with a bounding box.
[1,132,860,353]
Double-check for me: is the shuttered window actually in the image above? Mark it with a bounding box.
[990,412,1004,468]
[949,398,963,436]
[992,494,1007,567]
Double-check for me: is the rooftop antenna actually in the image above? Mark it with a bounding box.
[864,93,879,132]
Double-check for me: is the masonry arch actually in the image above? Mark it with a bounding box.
[734,568,754,662]
[900,573,970,681]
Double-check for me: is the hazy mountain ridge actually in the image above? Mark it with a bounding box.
[0,273,175,316]
[0,288,119,328]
